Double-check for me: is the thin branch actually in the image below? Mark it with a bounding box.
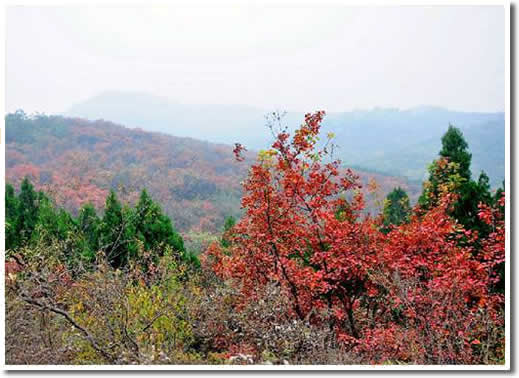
[20,295,116,363]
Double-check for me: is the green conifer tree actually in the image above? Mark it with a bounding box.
[31,193,59,244]
[419,125,494,252]
[17,177,39,244]
[99,190,128,268]
[5,183,19,250]
[134,189,184,254]
[439,124,472,181]
[419,125,472,209]
[77,203,101,263]
[382,187,411,232]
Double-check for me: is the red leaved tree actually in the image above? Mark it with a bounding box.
[207,111,383,337]
[358,186,505,363]
[204,111,505,364]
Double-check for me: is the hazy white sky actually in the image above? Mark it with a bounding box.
[6,6,505,114]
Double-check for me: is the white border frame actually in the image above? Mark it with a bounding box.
[0,0,511,372]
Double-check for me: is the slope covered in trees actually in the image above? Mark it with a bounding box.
[6,110,420,234]
[6,110,252,233]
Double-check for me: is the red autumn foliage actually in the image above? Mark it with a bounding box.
[478,193,505,267]
[205,111,505,364]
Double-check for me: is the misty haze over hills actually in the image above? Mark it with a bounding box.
[66,91,505,186]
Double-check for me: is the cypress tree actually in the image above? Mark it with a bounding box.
[17,177,39,244]
[99,190,127,268]
[5,183,19,250]
[134,189,185,254]
[31,193,59,244]
[419,125,472,209]
[439,124,472,181]
[77,203,101,262]
[419,125,495,254]
[453,171,493,239]
[382,187,411,232]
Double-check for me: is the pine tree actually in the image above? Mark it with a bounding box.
[419,125,472,209]
[31,193,59,244]
[439,124,472,181]
[5,183,19,250]
[134,189,184,254]
[419,126,494,253]
[223,215,236,232]
[122,205,139,264]
[77,203,101,263]
[17,177,39,244]
[382,187,411,232]
[99,190,128,268]
[56,209,75,240]
[453,171,493,239]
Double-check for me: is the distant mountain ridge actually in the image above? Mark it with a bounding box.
[67,91,505,186]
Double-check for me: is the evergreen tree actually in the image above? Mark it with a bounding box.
[122,205,139,264]
[56,209,75,240]
[99,190,128,268]
[77,203,101,263]
[453,171,493,239]
[17,177,39,244]
[419,125,472,209]
[439,124,472,181]
[5,183,193,269]
[31,193,59,244]
[223,215,236,232]
[382,187,411,232]
[134,189,184,254]
[5,183,19,250]
[419,125,495,254]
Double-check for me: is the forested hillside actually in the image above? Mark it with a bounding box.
[6,110,505,365]
[6,110,420,235]
[67,92,505,185]
[6,110,250,234]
